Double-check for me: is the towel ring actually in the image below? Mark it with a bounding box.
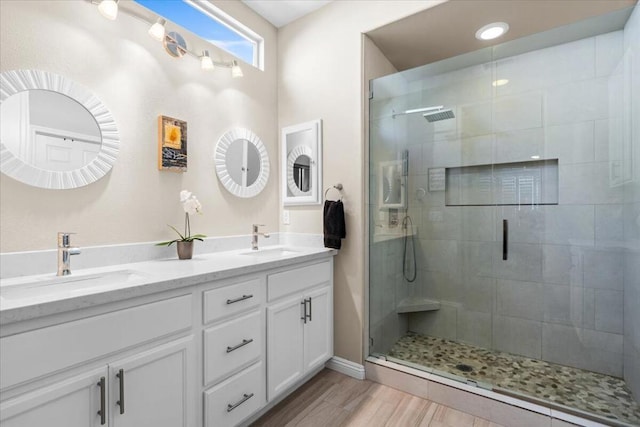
[324,183,343,201]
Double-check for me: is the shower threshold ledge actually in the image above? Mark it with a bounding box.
[365,356,636,427]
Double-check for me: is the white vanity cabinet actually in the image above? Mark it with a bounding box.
[0,338,192,427]
[108,337,192,427]
[266,261,333,401]
[0,251,335,427]
[0,367,108,427]
[202,276,266,427]
[0,295,194,427]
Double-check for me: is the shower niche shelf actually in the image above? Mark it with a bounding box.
[445,159,559,206]
[396,297,440,314]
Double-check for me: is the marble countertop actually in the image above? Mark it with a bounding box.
[0,245,336,325]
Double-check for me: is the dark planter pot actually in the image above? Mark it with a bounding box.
[177,241,194,260]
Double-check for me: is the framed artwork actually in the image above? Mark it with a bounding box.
[158,115,187,171]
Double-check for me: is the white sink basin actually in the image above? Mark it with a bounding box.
[0,270,145,301]
[240,247,300,258]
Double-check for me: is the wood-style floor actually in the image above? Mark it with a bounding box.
[251,369,505,427]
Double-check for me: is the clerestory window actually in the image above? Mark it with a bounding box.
[135,0,264,69]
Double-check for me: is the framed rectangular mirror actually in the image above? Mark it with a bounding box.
[282,119,322,206]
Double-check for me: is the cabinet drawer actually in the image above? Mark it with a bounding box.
[203,277,263,324]
[267,261,331,302]
[204,361,265,427]
[204,310,262,385]
[0,295,192,390]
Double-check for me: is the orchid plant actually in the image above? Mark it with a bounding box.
[156,190,206,246]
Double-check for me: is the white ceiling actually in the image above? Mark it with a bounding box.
[241,0,332,28]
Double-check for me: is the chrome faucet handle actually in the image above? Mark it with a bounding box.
[57,232,76,248]
[57,232,81,276]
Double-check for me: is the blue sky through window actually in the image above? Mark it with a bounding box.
[135,0,254,65]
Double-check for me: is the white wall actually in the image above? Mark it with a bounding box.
[0,0,278,252]
[277,0,444,364]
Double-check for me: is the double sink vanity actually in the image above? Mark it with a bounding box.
[0,241,336,427]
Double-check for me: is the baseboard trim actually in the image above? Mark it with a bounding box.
[325,356,366,380]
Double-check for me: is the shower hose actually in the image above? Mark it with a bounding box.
[402,215,417,283]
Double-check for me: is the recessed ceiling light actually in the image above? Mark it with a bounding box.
[492,79,509,87]
[476,22,509,41]
[531,155,541,160]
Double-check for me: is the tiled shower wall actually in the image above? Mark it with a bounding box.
[370,29,633,378]
[623,3,640,400]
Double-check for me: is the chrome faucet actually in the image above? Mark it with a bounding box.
[251,224,270,250]
[57,232,81,276]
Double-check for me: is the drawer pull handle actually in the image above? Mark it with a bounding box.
[227,393,254,412]
[306,297,312,322]
[301,300,307,323]
[116,369,125,414]
[226,294,254,305]
[97,377,106,425]
[226,338,253,353]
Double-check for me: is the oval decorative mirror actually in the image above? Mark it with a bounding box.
[214,128,269,198]
[0,69,119,189]
[282,119,322,206]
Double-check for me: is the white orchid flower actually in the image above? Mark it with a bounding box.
[183,197,202,215]
[180,190,192,203]
[157,190,206,248]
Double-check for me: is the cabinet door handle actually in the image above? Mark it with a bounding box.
[116,369,125,414]
[226,294,253,305]
[300,300,307,323]
[306,297,312,322]
[227,393,254,412]
[97,377,106,425]
[226,338,253,353]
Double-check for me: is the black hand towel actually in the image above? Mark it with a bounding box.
[323,200,346,249]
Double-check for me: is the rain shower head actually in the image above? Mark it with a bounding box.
[423,109,455,122]
[392,105,455,121]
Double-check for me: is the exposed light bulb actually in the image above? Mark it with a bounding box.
[98,0,119,20]
[148,18,166,41]
[201,50,215,71]
[231,60,243,78]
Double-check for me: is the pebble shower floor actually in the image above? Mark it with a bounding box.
[388,333,640,425]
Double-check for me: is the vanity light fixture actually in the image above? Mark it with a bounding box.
[91,1,243,78]
[148,17,166,41]
[201,50,215,70]
[475,22,509,41]
[231,60,244,78]
[98,0,118,20]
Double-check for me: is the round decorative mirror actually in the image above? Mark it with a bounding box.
[214,128,269,198]
[0,69,119,189]
[286,145,313,197]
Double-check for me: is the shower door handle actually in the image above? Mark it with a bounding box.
[502,219,508,261]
